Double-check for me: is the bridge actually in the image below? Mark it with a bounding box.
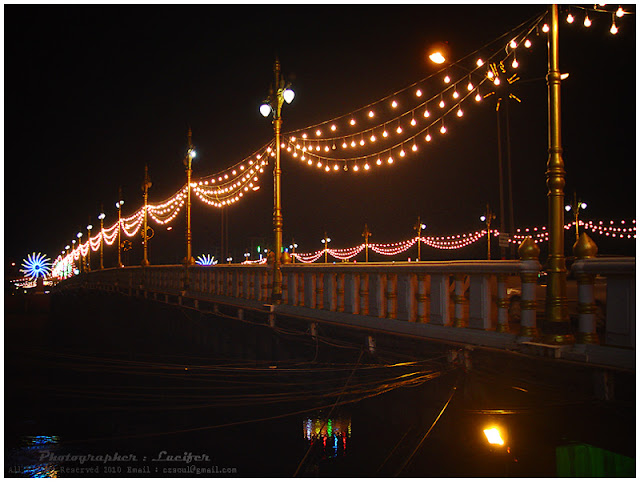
[54,240,635,373]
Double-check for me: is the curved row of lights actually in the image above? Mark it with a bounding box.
[564,4,632,35]
[279,13,545,173]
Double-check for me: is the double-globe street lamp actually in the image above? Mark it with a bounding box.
[98,212,106,270]
[115,198,125,268]
[86,224,93,271]
[260,59,295,303]
[183,129,196,266]
[565,191,587,242]
[321,233,332,263]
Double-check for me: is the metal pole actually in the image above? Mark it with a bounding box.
[141,165,151,266]
[184,128,195,266]
[99,215,104,270]
[544,4,572,343]
[272,59,284,303]
[505,98,516,260]
[117,206,122,268]
[496,98,506,260]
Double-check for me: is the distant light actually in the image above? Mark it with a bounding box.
[98,213,106,220]
[565,205,572,212]
[493,77,501,86]
[167,226,173,231]
[581,202,587,210]
[65,245,70,250]
[87,224,93,230]
[560,73,569,80]
[480,215,487,222]
[283,88,295,104]
[443,75,451,84]
[77,232,82,238]
[476,58,484,67]
[567,13,574,23]
[509,39,517,49]
[512,58,519,69]
[421,224,426,230]
[616,7,625,17]
[189,149,196,159]
[542,23,550,33]
[260,103,272,117]
[484,427,505,446]
[429,52,446,64]
[610,21,618,34]
[524,39,532,48]
[584,15,592,27]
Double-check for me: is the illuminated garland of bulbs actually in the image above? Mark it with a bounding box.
[563,4,633,35]
[282,13,544,173]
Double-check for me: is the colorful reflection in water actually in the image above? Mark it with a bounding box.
[303,414,351,460]
[9,435,60,478]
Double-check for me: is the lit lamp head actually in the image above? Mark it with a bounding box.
[565,204,572,212]
[65,245,70,250]
[87,224,93,231]
[260,103,272,117]
[483,427,505,446]
[188,148,196,159]
[421,223,427,230]
[72,240,76,245]
[321,237,331,244]
[429,52,446,64]
[580,202,587,210]
[480,215,487,222]
[282,88,295,104]
[77,232,83,239]
[98,213,106,220]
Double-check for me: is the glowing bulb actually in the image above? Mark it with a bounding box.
[484,428,504,446]
[317,161,322,168]
[350,140,356,147]
[391,100,398,108]
[259,103,272,117]
[364,163,370,170]
[440,125,447,134]
[333,164,339,171]
[512,58,519,68]
[584,15,592,27]
[581,202,587,210]
[399,149,405,157]
[316,129,322,136]
[467,81,474,91]
[524,39,531,48]
[342,141,347,148]
[475,92,482,102]
[416,89,422,97]
[616,7,624,17]
[439,99,445,108]
[542,23,550,32]
[452,90,459,99]
[494,77,501,86]
[302,133,308,139]
[610,21,618,34]
[376,158,382,165]
[396,126,403,134]
[359,139,365,146]
[370,134,377,142]
[476,58,484,67]
[487,70,494,79]
[443,75,451,83]
[350,118,356,126]
[410,118,416,126]
[509,39,517,48]
[567,13,574,23]
[368,110,375,117]
[456,108,463,117]
[425,133,432,142]
[331,124,337,131]
[423,109,430,118]
[383,130,388,137]
[429,52,446,64]
[353,164,359,171]
[387,156,394,164]
[411,144,418,152]
[283,88,295,104]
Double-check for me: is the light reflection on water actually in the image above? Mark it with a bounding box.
[303,414,352,460]
[10,435,60,478]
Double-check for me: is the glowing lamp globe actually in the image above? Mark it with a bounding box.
[480,215,487,222]
[87,224,93,230]
[429,52,446,64]
[77,232,82,238]
[565,205,572,212]
[260,103,272,117]
[189,149,197,159]
[581,202,587,210]
[98,213,106,220]
[283,88,295,104]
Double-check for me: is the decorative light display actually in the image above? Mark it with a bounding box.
[281,12,547,174]
[195,254,218,266]
[21,252,52,279]
[566,4,633,35]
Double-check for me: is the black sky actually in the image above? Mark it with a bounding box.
[4,4,636,266]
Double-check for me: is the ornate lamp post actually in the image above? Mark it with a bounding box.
[565,191,587,243]
[260,59,295,303]
[141,165,152,266]
[362,224,371,262]
[414,217,427,261]
[115,198,125,268]
[76,231,83,272]
[86,224,93,271]
[183,129,196,266]
[545,4,572,343]
[480,204,496,260]
[289,240,298,263]
[321,232,331,263]
[98,211,105,270]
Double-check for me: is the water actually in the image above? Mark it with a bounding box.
[4,292,635,477]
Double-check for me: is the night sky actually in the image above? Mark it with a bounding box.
[5,4,636,268]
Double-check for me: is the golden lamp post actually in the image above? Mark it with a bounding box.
[141,165,152,266]
[115,197,125,268]
[76,231,83,272]
[565,191,587,243]
[289,239,298,264]
[86,224,92,271]
[321,232,332,263]
[413,217,426,261]
[183,128,196,266]
[260,59,295,303]
[98,211,105,270]
[362,224,371,262]
[544,4,572,343]
[480,204,496,260]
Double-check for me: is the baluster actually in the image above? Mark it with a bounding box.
[430,274,450,326]
[416,273,428,323]
[453,274,467,327]
[304,272,316,308]
[359,273,369,315]
[336,273,345,312]
[496,274,510,332]
[398,273,416,322]
[344,273,359,314]
[369,273,384,317]
[469,274,493,330]
[386,273,397,319]
[315,272,324,309]
[573,233,599,344]
[518,237,541,338]
[281,269,288,304]
[324,272,337,311]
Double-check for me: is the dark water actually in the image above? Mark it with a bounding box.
[4,292,635,477]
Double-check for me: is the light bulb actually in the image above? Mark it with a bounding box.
[399,149,405,157]
[350,119,356,126]
[467,81,474,91]
[509,39,517,48]
[387,156,394,164]
[584,15,592,27]
[331,124,337,131]
[457,108,463,117]
[350,140,356,147]
[439,99,445,108]
[396,126,403,134]
[610,21,618,34]
[444,75,451,83]
[333,164,339,171]
[364,163,370,170]
[383,130,388,137]
[487,70,494,79]
[412,144,418,152]
[512,58,519,68]
[391,100,398,108]
[416,89,422,97]
[316,129,322,136]
[423,109,430,118]
[542,23,550,32]
[259,103,271,117]
[283,88,295,104]
[476,58,484,67]
[475,92,482,102]
[376,158,382,165]
[616,7,624,17]
[359,139,365,146]
[524,39,531,48]
[440,125,447,134]
[567,13,574,23]
[494,77,501,86]
[425,133,432,142]
[368,110,375,117]
[370,134,377,142]
[353,164,359,171]
[565,205,572,212]
[410,118,416,126]
[452,90,459,99]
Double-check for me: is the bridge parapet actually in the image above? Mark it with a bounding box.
[54,257,635,368]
